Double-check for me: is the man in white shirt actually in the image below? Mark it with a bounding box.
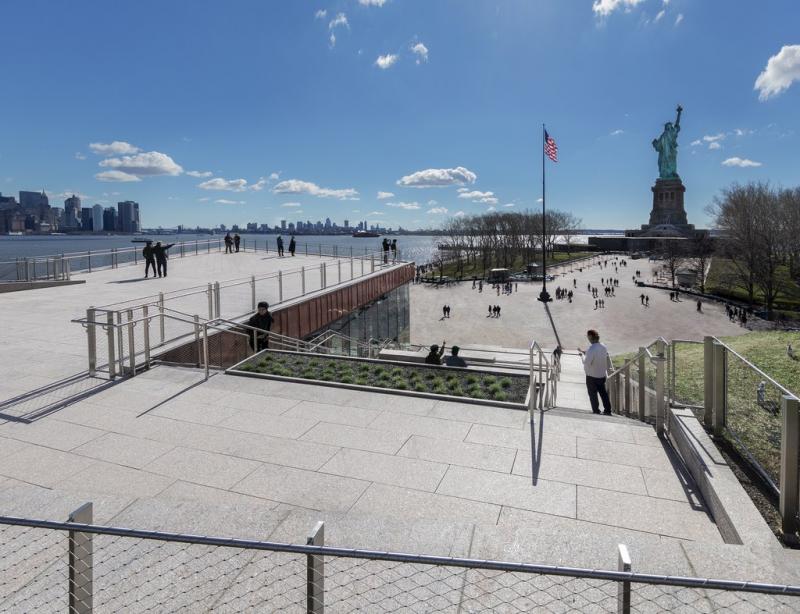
[578,329,613,415]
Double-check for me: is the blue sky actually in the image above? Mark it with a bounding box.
[1,0,798,230]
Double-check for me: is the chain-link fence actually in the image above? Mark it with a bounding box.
[2,513,800,614]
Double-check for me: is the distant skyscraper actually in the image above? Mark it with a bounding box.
[64,194,81,229]
[80,207,93,231]
[280,220,287,230]
[103,207,117,232]
[92,204,104,233]
[344,219,349,229]
[117,200,140,233]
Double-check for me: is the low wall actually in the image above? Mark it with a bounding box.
[0,280,85,293]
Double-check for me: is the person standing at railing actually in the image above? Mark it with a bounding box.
[142,240,157,279]
[234,233,241,253]
[289,235,296,256]
[247,301,274,351]
[276,235,284,257]
[578,329,613,415]
[224,232,234,254]
[153,242,175,278]
[390,239,397,262]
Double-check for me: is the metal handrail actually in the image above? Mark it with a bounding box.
[711,336,798,399]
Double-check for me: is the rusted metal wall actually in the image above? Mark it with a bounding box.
[271,263,414,339]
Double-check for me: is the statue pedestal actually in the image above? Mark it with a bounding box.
[635,178,695,236]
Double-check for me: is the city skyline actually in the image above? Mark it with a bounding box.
[1,1,798,230]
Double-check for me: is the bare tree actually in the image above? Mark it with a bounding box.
[659,239,686,287]
[689,232,715,293]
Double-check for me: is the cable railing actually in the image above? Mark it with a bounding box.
[1,238,403,281]
[607,335,800,540]
[3,507,799,613]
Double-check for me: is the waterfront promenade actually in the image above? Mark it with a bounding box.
[0,249,397,419]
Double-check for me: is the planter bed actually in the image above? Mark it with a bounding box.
[228,349,529,406]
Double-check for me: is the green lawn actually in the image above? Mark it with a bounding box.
[615,330,800,488]
[705,258,800,311]
[436,251,593,279]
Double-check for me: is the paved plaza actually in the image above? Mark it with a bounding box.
[0,249,398,416]
[410,256,747,354]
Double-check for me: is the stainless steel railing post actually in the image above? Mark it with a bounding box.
[142,306,151,369]
[779,395,800,536]
[159,292,165,344]
[207,283,214,319]
[637,347,646,421]
[127,309,136,376]
[337,260,341,284]
[307,521,325,614]
[712,342,726,437]
[214,281,221,317]
[203,323,210,379]
[320,263,325,289]
[194,315,201,367]
[703,336,714,428]
[655,355,666,436]
[88,251,92,273]
[87,308,97,376]
[106,312,116,379]
[251,275,256,310]
[302,267,306,295]
[68,502,93,614]
[116,311,125,376]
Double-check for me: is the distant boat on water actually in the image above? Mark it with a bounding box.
[352,230,380,238]
[6,231,23,236]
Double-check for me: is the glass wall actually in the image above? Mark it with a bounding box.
[308,283,410,354]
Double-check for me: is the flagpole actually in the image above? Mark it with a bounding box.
[539,123,551,303]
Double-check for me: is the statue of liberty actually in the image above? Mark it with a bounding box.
[652,105,682,179]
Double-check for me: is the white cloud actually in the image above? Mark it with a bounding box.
[281,202,302,208]
[89,141,141,156]
[690,139,702,146]
[427,207,448,214]
[315,9,327,19]
[198,177,249,192]
[74,152,86,160]
[95,170,141,182]
[197,197,210,202]
[427,200,438,206]
[703,133,726,143]
[708,142,722,150]
[674,13,683,25]
[654,9,665,21]
[397,166,477,188]
[375,54,398,69]
[250,178,267,191]
[536,197,543,203]
[722,157,762,168]
[592,0,645,17]
[377,191,394,200]
[453,211,466,217]
[754,45,800,101]
[99,151,183,177]
[369,211,385,215]
[411,42,429,64]
[503,203,515,208]
[214,199,246,205]
[329,12,348,29]
[186,170,213,178]
[269,172,281,181]
[359,0,386,5]
[458,190,493,200]
[486,206,496,212]
[273,178,359,200]
[385,201,421,210]
[609,129,624,136]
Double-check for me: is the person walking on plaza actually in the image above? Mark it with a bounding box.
[488,305,493,317]
[224,232,233,254]
[142,240,157,278]
[578,329,613,415]
[276,235,284,257]
[289,235,296,256]
[425,342,446,365]
[246,301,274,351]
[234,233,241,253]
[697,299,702,313]
[153,241,174,278]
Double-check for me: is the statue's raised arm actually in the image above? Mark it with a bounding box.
[675,105,682,131]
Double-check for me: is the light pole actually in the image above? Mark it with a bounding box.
[538,123,551,304]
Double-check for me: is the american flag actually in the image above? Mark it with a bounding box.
[544,130,558,163]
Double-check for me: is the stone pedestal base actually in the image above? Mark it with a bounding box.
[644,178,688,228]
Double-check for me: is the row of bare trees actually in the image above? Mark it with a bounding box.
[436,210,582,278]
[706,182,800,317]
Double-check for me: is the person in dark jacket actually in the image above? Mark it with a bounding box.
[247,301,274,350]
[142,240,156,278]
[276,235,284,257]
[234,233,241,252]
[153,241,174,277]
[425,341,446,365]
[444,345,467,367]
[289,235,296,256]
[224,233,233,254]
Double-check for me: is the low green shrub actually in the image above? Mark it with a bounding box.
[499,377,512,389]
[340,375,354,384]
[492,390,508,402]
[432,384,447,395]
[355,377,368,386]
[431,377,445,388]
[465,374,479,385]
[414,382,428,392]
[394,380,408,390]
[483,375,497,386]
[241,364,255,372]
[450,386,464,397]
[358,363,371,373]
[487,383,503,395]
